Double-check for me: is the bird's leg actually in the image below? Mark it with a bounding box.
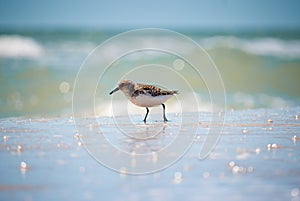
[162,104,168,122]
[143,107,149,123]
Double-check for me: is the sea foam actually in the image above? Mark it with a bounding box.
[0,35,44,58]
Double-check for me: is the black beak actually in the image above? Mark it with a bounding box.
[109,87,119,95]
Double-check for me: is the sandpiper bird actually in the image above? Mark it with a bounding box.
[109,80,178,123]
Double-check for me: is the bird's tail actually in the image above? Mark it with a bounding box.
[172,90,179,95]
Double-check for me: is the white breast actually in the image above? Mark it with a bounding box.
[130,94,174,107]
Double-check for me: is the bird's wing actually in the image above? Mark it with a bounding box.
[132,84,177,97]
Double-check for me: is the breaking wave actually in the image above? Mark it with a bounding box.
[198,36,300,59]
[0,35,44,58]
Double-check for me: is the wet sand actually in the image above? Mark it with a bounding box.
[0,108,300,201]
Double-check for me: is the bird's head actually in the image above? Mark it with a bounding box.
[109,80,134,95]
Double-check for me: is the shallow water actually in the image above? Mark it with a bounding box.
[1,108,300,201]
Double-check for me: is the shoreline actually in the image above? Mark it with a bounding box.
[0,107,299,200]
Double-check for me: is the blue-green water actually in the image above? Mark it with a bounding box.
[0,30,300,117]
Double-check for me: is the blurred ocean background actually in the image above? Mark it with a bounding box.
[0,29,299,117]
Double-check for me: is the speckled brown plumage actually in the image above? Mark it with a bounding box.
[131,83,178,98]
